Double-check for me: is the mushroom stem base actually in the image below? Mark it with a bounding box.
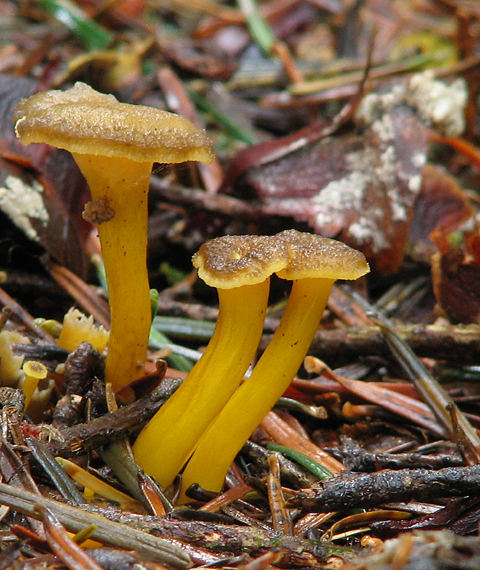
[180,277,334,498]
[133,279,270,488]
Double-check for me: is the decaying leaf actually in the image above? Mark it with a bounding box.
[228,72,469,274]
[431,228,480,324]
[408,164,474,263]
[0,74,90,278]
[237,105,427,274]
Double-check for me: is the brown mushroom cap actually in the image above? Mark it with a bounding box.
[275,229,369,281]
[13,82,214,165]
[193,230,369,289]
[192,234,288,289]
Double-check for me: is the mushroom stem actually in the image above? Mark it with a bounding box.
[72,153,152,390]
[133,279,270,488]
[180,277,334,498]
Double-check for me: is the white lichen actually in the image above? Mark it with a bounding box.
[0,175,49,241]
[312,171,371,211]
[348,217,388,252]
[355,70,468,137]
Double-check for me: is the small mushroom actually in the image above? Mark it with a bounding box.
[21,360,48,409]
[57,308,109,354]
[13,82,214,390]
[133,234,288,489]
[180,229,369,497]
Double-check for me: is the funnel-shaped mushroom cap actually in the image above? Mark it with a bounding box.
[193,234,289,289]
[276,229,369,281]
[13,82,214,165]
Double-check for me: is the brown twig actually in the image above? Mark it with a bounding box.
[0,482,190,567]
[291,465,480,512]
[49,263,110,329]
[46,378,182,457]
[0,287,54,344]
[266,323,480,364]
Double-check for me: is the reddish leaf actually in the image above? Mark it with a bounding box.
[0,74,91,278]
[431,228,480,324]
[409,164,474,263]
[234,104,428,274]
[371,497,480,536]
[331,374,447,438]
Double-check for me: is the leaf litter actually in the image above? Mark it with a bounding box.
[1,1,480,569]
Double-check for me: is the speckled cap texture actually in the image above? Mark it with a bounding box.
[193,229,369,289]
[13,82,214,165]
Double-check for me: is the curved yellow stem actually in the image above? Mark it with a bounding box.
[72,153,152,391]
[181,277,334,498]
[133,280,270,488]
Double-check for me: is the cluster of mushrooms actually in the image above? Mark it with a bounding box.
[13,83,369,500]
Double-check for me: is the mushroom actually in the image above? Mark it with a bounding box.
[57,307,109,354]
[133,234,289,489]
[19,360,55,422]
[180,229,369,497]
[13,82,214,391]
[21,360,48,409]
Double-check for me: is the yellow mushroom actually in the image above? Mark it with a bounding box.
[133,234,288,489]
[13,82,214,391]
[0,330,27,387]
[57,308,109,354]
[21,360,48,409]
[180,230,369,497]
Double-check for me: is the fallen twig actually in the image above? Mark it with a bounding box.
[291,465,480,512]
[0,481,190,567]
[46,378,182,457]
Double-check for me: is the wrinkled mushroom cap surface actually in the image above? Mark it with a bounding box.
[13,82,214,165]
[276,229,370,280]
[193,229,369,289]
[193,234,287,289]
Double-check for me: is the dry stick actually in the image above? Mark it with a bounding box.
[49,263,110,329]
[302,323,480,364]
[0,482,190,568]
[329,438,463,471]
[291,465,480,512]
[154,294,480,363]
[0,287,54,344]
[46,378,182,458]
[0,481,334,567]
[149,177,260,219]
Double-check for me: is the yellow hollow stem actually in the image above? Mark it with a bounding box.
[133,280,270,488]
[181,277,334,498]
[72,154,152,391]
